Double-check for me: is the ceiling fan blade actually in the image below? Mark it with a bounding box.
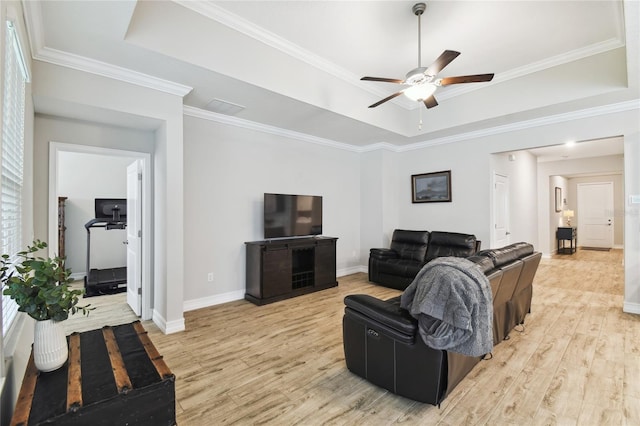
[361,76,405,84]
[425,50,460,76]
[423,95,438,109]
[368,91,404,108]
[439,74,495,85]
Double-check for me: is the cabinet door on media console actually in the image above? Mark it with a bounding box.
[262,246,292,298]
[315,238,337,287]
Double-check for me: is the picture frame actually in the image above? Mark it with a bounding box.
[412,170,452,203]
[555,187,562,212]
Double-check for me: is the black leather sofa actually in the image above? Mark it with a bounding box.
[368,229,479,290]
[343,242,541,405]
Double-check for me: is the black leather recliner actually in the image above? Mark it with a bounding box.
[344,242,541,405]
[368,229,479,290]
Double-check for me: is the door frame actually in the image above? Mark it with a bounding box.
[48,142,153,320]
[577,181,614,249]
[492,172,510,248]
[126,159,143,316]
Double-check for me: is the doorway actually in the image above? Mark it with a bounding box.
[48,142,153,320]
[493,173,510,247]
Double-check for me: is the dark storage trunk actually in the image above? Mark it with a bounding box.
[11,321,175,426]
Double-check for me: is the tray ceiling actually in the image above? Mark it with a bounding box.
[26,1,638,149]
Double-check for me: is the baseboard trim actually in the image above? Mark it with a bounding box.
[182,268,367,313]
[70,272,85,281]
[337,266,366,277]
[623,301,640,315]
[152,310,185,334]
[183,290,245,312]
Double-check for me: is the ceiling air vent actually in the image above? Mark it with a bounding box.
[204,98,245,116]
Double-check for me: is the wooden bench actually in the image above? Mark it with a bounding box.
[11,321,175,426]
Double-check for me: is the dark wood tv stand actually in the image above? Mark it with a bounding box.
[245,236,338,305]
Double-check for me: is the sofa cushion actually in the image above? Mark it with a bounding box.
[389,230,430,262]
[478,247,518,267]
[377,258,424,278]
[467,255,495,274]
[344,294,417,337]
[425,231,477,262]
[508,242,534,258]
[369,248,398,260]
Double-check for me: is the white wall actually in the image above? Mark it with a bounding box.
[395,141,492,243]
[32,60,186,333]
[491,151,538,247]
[623,131,640,314]
[359,149,399,262]
[182,114,361,307]
[34,116,156,242]
[58,152,138,275]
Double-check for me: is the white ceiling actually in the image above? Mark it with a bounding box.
[526,136,624,163]
[25,1,639,155]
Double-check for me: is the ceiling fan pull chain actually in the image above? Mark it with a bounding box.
[418,107,423,131]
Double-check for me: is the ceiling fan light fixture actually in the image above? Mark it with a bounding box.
[360,2,493,110]
[404,83,437,101]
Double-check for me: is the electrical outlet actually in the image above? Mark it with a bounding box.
[207,272,214,282]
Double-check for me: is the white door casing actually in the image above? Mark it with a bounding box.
[49,143,152,320]
[493,173,510,248]
[126,160,142,316]
[577,182,614,248]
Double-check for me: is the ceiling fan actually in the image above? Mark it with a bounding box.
[361,2,494,110]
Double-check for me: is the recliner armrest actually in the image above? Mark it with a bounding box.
[369,248,399,260]
[344,294,416,336]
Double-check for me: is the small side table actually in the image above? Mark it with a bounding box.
[557,227,577,254]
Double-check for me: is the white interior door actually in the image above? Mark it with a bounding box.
[493,173,510,248]
[126,160,142,316]
[577,182,614,248]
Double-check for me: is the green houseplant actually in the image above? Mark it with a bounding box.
[2,240,93,371]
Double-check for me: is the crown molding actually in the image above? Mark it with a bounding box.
[183,105,362,153]
[21,1,45,55]
[396,99,640,152]
[34,47,193,97]
[22,1,192,97]
[437,38,626,102]
[185,100,639,154]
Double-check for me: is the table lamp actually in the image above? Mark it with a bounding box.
[563,209,574,226]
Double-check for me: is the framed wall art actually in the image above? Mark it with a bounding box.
[555,187,562,212]
[412,170,451,203]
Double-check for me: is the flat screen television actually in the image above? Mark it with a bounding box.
[95,198,127,222]
[264,193,322,239]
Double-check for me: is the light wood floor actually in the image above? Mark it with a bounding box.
[66,249,640,425]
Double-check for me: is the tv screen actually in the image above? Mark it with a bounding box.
[264,193,322,239]
[95,198,127,222]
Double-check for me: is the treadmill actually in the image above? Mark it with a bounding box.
[84,198,127,297]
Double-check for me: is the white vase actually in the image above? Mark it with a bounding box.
[33,319,68,372]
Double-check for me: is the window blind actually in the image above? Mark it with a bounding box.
[1,20,27,337]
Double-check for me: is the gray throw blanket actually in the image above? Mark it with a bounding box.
[400,257,493,357]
